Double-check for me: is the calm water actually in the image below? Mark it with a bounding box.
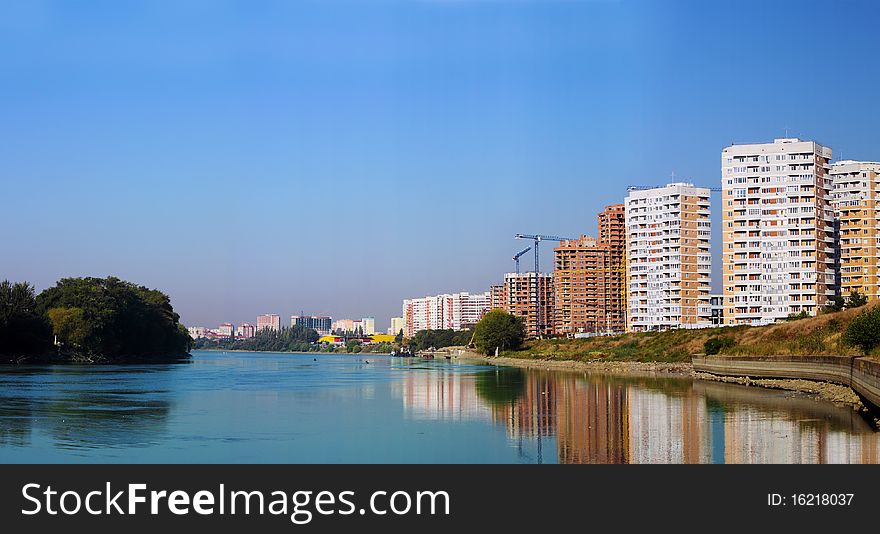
[0,350,877,463]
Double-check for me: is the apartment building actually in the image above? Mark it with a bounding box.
[236,323,256,339]
[402,292,490,338]
[553,204,626,335]
[494,272,554,338]
[625,183,712,331]
[256,314,281,332]
[489,284,506,311]
[831,160,880,302]
[721,138,836,324]
[291,315,333,335]
[217,323,235,338]
[388,316,405,336]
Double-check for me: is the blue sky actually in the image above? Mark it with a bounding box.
[3,0,879,330]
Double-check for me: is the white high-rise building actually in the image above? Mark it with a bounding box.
[402,292,490,338]
[256,314,281,333]
[361,317,376,335]
[388,316,405,336]
[625,182,712,331]
[721,138,836,325]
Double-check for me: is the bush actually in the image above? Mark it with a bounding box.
[843,306,880,354]
[824,295,844,313]
[846,290,868,309]
[704,336,736,355]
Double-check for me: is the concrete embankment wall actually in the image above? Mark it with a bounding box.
[693,355,880,411]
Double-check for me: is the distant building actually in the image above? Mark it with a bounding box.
[332,319,353,333]
[402,292,491,338]
[256,314,280,333]
[236,323,256,339]
[489,285,506,311]
[291,315,332,335]
[362,317,376,335]
[330,318,374,335]
[388,316,405,336]
[217,323,235,338]
[187,326,208,339]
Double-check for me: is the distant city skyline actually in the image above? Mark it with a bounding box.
[4,1,880,332]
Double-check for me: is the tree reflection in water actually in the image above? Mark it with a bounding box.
[0,364,174,451]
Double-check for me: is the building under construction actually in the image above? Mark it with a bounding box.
[495,272,554,338]
[553,204,626,335]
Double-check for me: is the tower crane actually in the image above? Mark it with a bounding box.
[513,234,576,338]
[512,247,532,274]
[513,234,576,274]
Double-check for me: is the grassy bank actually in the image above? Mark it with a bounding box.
[502,303,880,364]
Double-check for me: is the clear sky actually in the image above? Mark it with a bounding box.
[3,0,879,330]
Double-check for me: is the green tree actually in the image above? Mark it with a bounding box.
[473,310,525,356]
[843,306,880,354]
[846,290,868,309]
[394,329,403,345]
[35,276,191,361]
[47,307,90,348]
[0,280,52,357]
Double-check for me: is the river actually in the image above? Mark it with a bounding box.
[0,350,877,463]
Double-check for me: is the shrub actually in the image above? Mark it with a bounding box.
[846,291,868,309]
[704,336,736,355]
[824,295,844,313]
[843,306,880,354]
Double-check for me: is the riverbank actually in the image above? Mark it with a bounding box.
[447,349,693,376]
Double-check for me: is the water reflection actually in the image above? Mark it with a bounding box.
[1,354,878,463]
[0,365,173,451]
[395,364,879,464]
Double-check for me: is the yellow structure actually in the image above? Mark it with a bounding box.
[369,334,396,343]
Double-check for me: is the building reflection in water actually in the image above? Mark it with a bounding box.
[394,368,493,422]
[395,365,880,464]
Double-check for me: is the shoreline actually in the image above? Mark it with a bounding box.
[481,356,693,376]
[457,353,871,415]
[193,348,391,355]
[692,371,866,412]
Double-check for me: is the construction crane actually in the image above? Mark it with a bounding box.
[513,234,576,274]
[512,247,531,274]
[514,234,576,338]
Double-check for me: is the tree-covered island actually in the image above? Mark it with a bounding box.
[0,277,191,363]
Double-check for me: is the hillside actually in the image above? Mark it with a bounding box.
[506,303,880,363]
